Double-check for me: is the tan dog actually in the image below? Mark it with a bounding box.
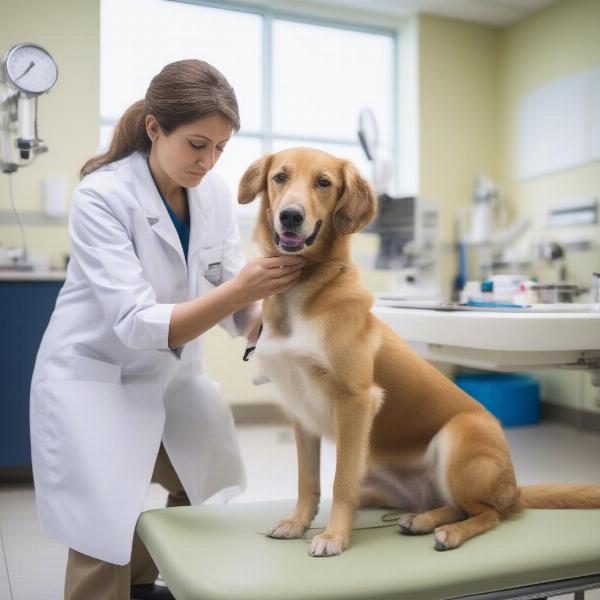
[238,147,600,557]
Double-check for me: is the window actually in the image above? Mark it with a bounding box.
[100,0,396,222]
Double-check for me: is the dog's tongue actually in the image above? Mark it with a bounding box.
[280,232,304,246]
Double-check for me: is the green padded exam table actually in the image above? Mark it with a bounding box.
[137,499,600,600]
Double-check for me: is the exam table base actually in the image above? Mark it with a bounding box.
[453,573,600,599]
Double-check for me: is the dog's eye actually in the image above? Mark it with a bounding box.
[273,172,286,184]
[318,178,331,188]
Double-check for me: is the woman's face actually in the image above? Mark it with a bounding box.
[148,112,233,188]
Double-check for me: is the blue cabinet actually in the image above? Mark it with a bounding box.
[0,278,63,468]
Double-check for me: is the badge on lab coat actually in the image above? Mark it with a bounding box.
[205,261,222,286]
[201,246,223,286]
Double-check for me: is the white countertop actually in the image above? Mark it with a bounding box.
[373,302,600,372]
[0,270,66,281]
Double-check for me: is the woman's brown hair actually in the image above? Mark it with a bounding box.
[80,59,240,178]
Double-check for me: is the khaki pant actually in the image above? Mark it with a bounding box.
[64,444,189,600]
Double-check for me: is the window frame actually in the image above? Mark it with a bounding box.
[100,0,399,188]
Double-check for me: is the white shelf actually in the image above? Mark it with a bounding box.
[0,210,67,226]
[0,270,66,281]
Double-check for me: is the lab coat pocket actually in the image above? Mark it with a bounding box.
[67,355,122,383]
[35,378,162,475]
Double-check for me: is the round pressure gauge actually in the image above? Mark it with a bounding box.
[3,43,58,95]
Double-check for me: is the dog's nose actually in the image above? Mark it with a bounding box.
[279,207,304,229]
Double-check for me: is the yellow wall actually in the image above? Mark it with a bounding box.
[0,0,99,268]
[497,0,600,414]
[414,3,600,415]
[417,14,501,299]
[498,0,600,285]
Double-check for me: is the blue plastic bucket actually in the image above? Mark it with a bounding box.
[454,373,540,427]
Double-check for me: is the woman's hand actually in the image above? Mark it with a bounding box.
[232,255,306,304]
[168,255,305,349]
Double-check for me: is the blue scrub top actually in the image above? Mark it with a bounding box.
[161,194,190,261]
[147,159,190,261]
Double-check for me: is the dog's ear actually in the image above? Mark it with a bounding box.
[238,154,273,204]
[333,162,377,234]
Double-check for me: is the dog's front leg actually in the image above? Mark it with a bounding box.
[269,421,321,539]
[310,394,373,557]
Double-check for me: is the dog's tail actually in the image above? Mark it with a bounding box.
[519,484,600,509]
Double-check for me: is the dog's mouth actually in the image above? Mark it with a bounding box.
[274,220,322,253]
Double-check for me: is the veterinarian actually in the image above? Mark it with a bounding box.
[29,59,304,600]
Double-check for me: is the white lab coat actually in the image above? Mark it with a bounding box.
[30,151,248,565]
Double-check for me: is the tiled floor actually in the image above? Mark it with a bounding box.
[1,421,600,599]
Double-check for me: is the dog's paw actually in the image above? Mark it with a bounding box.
[268,518,308,539]
[433,526,462,551]
[309,532,347,557]
[397,513,419,535]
